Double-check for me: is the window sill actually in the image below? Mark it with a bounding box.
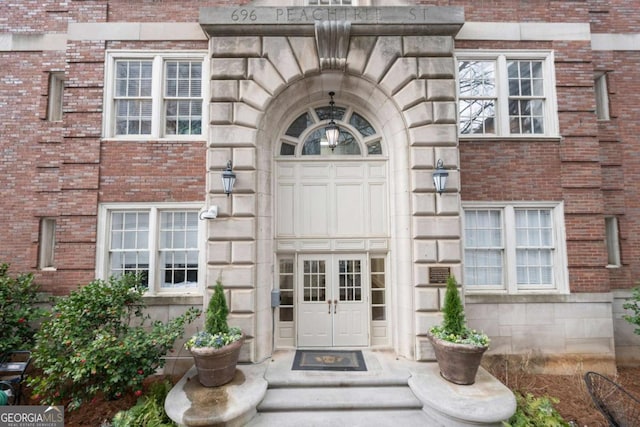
[143,294,203,306]
[465,292,612,304]
[102,137,205,143]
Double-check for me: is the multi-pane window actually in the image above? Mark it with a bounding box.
[339,259,362,301]
[279,259,295,321]
[463,203,567,293]
[457,52,557,137]
[370,258,386,321]
[100,205,201,294]
[303,260,326,302]
[106,52,205,138]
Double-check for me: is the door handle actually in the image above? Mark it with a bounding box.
[327,300,331,314]
[333,299,338,314]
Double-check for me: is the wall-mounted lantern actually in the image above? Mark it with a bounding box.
[432,159,449,195]
[325,91,340,151]
[222,160,236,197]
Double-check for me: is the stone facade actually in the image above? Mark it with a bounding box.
[1,0,639,374]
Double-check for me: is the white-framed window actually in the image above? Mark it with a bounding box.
[104,51,207,139]
[595,72,610,121]
[462,202,568,294]
[605,216,621,267]
[456,51,558,137]
[96,203,205,295]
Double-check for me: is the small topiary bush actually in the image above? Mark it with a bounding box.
[504,392,571,427]
[0,263,47,354]
[28,274,200,410]
[623,286,640,335]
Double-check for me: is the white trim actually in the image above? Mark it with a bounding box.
[457,22,590,41]
[103,50,209,141]
[96,202,205,296]
[462,201,569,295]
[592,33,640,51]
[68,23,207,41]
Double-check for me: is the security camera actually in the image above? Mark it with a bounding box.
[199,205,218,220]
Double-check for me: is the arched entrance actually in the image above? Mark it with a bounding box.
[272,96,389,348]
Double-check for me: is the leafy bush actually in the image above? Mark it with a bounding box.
[504,392,571,427]
[28,274,200,410]
[108,379,177,427]
[623,286,640,335]
[0,263,47,354]
[429,275,490,347]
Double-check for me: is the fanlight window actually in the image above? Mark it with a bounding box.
[279,105,382,157]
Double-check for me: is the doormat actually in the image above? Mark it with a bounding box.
[292,350,367,371]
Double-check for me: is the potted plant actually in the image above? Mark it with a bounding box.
[427,275,489,385]
[185,278,243,387]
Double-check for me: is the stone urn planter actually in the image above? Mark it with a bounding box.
[190,334,244,387]
[427,331,488,385]
[428,275,490,386]
[185,277,244,388]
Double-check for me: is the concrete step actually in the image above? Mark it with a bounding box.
[247,409,434,427]
[257,385,422,412]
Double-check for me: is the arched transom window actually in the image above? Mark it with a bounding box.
[279,104,383,157]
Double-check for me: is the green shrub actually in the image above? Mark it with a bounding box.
[623,286,640,335]
[0,263,47,354]
[28,274,200,410]
[429,275,490,347]
[504,392,571,427]
[109,379,177,427]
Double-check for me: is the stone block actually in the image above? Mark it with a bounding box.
[565,338,614,354]
[209,218,255,240]
[418,57,455,79]
[416,312,443,335]
[427,79,455,101]
[208,266,255,290]
[248,58,286,95]
[230,289,255,313]
[346,36,377,75]
[409,124,457,146]
[208,148,233,169]
[211,36,261,57]
[584,318,614,338]
[210,80,238,102]
[412,193,436,216]
[208,241,231,264]
[511,325,565,353]
[363,36,403,83]
[211,58,246,79]
[414,263,437,285]
[437,239,461,263]
[433,101,457,124]
[210,102,233,124]
[525,303,555,325]
[289,37,320,75]
[232,241,256,264]
[239,80,271,111]
[416,287,440,311]
[380,57,417,95]
[436,193,460,215]
[413,216,460,239]
[208,170,256,195]
[434,147,459,167]
[404,102,433,128]
[415,337,436,361]
[554,302,611,319]
[394,80,426,110]
[233,147,257,170]
[410,147,434,168]
[411,170,437,192]
[263,37,302,82]
[234,103,264,128]
[465,303,499,321]
[210,125,257,146]
[497,304,527,326]
[403,36,453,56]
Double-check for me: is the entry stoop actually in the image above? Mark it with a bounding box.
[247,350,431,426]
[165,350,516,426]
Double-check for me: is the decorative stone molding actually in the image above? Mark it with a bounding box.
[315,20,351,70]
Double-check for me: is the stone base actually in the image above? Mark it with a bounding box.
[409,364,516,427]
[165,363,268,427]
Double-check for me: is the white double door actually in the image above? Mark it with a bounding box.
[297,254,369,347]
